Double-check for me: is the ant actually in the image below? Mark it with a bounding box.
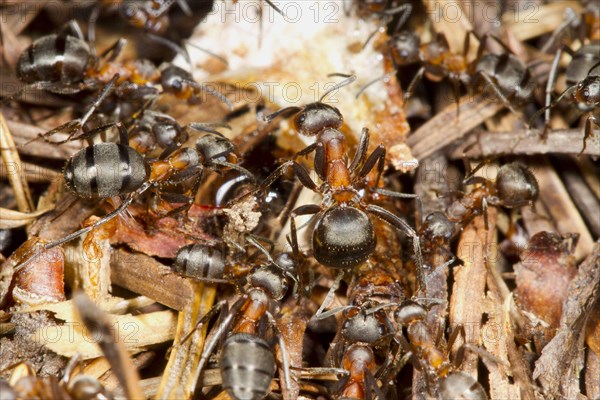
[312,235,407,398]
[368,300,488,399]
[361,31,536,119]
[257,74,423,283]
[1,355,113,399]
[91,0,193,36]
[528,42,599,154]
[5,21,231,145]
[419,161,539,253]
[14,120,253,271]
[350,0,413,48]
[388,30,477,107]
[181,249,297,399]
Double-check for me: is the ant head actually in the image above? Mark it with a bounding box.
[153,121,184,148]
[173,244,225,281]
[496,162,539,208]
[393,300,427,325]
[342,307,386,345]
[68,374,111,399]
[249,265,288,301]
[575,75,600,111]
[392,30,421,65]
[160,65,191,94]
[440,372,488,400]
[196,134,234,163]
[312,207,376,269]
[293,103,343,137]
[422,212,455,241]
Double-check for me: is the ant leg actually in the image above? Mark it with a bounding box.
[188,298,246,398]
[357,144,386,187]
[87,4,101,56]
[371,186,421,229]
[314,272,345,320]
[365,204,425,291]
[452,80,462,118]
[366,368,387,400]
[349,128,370,173]
[58,20,85,40]
[57,73,120,142]
[448,324,467,368]
[266,311,292,395]
[187,122,231,137]
[579,114,598,156]
[14,182,152,273]
[210,159,256,183]
[288,206,320,297]
[98,38,127,62]
[313,143,326,181]
[486,35,516,55]
[477,71,521,116]
[180,299,228,344]
[163,170,205,217]
[540,45,566,137]
[293,142,318,159]
[482,197,489,231]
[475,34,488,64]
[404,66,425,104]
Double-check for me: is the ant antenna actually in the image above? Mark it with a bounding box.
[186,79,233,110]
[185,41,229,66]
[320,73,357,102]
[263,106,302,123]
[527,85,576,129]
[355,71,396,99]
[264,0,286,17]
[146,32,192,68]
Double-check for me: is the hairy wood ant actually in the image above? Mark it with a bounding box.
[387,300,488,399]
[420,161,539,252]
[529,42,599,154]
[5,21,231,146]
[182,250,296,399]
[14,121,253,271]
[361,31,536,118]
[258,75,423,277]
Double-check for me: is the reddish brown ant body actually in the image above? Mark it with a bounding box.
[6,21,230,145]
[259,75,423,276]
[420,162,539,253]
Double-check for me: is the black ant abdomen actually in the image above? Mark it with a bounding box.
[220,333,276,400]
[495,162,539,208]
[63,143,150,199]
[17,33,91,88]
[312,207,376,269]
[173,244,226,281]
